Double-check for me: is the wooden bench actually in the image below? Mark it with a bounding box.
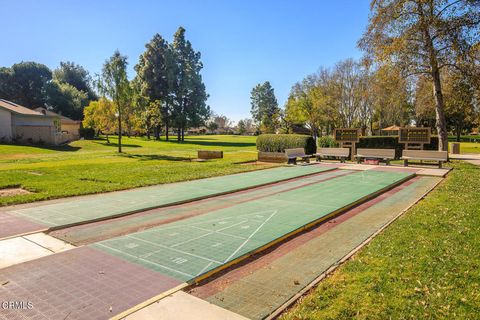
[355,148,395,165]
[401,150,448,168]
[285,148,311,164]
[314,147,350,163]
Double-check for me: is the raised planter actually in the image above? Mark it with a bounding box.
[198,150,223,159]
[257,151,287,163]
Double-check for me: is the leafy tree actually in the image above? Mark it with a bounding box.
[371,64,412,130]
[359,0,480,150]
[53,61,97,101]
[237,120,247,135]
[83,98,116,141]
[250,81,280,133]
[171,27,209,141]
[134,34,176,140]
[45,80,88,120]
[97,50,132,153]
[0,62,52,108]
[206,121,219,133]
[285,72,332,139]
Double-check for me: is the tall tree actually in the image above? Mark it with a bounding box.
[359,0,480,150]
[53,61,97,101]
[97,50,131,153]
[135,34,176,140]
[0,62,52,108]
[250,81,280,133]
[45,80,88,120]
[171,27,209,141]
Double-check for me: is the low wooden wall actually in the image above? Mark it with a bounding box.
[198,150,223,159]
[257,151,287,163]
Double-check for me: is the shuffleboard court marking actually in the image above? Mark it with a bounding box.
[95,242,196,278]
[224,210,277,263]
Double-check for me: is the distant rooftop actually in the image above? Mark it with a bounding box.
[0,99,48,116]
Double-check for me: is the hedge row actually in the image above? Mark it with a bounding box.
[357,136,438,159]
[256,134,316,154]
[257,134,439,159]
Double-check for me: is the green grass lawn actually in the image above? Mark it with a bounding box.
[281,161,480,319]
[0,135,273,206]
[456,142,480,154]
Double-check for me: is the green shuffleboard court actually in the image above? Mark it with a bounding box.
[6,164,335,227]
[92,169,413,282]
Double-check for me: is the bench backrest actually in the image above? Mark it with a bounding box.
[317,147,350,157]
[403,150,448,160]
[285,148,306,157]
[356,148,395,158]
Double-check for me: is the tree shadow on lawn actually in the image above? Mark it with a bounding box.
[118,153,191,162]
[91,140,142,148]
[2,143,82,152]
[165,139,256,148]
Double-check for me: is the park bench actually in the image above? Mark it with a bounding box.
[401,150,448,168]
[314,147,350,163]
[285,148,311,164]
[355,148,395,165]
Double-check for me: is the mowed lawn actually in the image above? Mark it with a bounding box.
[281,161,480,319]
[0,135,272,206]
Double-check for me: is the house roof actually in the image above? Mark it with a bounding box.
[0,99,49,116]
[34,107,80,124]
[381,125,401,131]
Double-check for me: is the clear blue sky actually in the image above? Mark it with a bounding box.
[0,0,370,123]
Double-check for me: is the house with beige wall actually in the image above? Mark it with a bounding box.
[0,99,80,145]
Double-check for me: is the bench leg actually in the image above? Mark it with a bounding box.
[305,157,310,164]
[316,155,321,162]
[439,161,442,169]
[341,157,345,163]
[386,159,390,166]
[404,159,408,167]
[357,157,361,164]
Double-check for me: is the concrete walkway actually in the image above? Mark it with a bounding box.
[449,153,480,166]
[0,233,74,269]
[124,292,248,320]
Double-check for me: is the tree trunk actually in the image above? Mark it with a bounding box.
[165,119,169,141]
[456,123,461,142]
[181,127,185,141]
[154,125,160,140]
[117,114,122,153]
[177,127,181,141]
[431,68,448,151]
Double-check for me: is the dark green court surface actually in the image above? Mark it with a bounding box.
[6,165,335,228]
[92,170,413,282]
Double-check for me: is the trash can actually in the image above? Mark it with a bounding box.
[451,142,460,154]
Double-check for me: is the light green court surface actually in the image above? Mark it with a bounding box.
[53,169,351,245]
[93,170,413,282]
[7,164,334,227]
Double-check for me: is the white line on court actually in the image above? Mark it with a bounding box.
[223,210,278,263]
[95,242,195,278]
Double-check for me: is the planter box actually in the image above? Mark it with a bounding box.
[198,150,223,159]
[257,151,287,163]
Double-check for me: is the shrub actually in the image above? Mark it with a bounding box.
[80,127,95,139]
[357,136,439,159]
[256,134,316,154]
[317,136,338,148]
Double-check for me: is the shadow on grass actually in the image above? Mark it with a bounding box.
[1,142,81,152]
[165,139,256,148]
[118,153,191,161]
[91,140,142,148]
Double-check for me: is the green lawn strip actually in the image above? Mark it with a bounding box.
[0,135,263,206]
[281,161,480,320]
